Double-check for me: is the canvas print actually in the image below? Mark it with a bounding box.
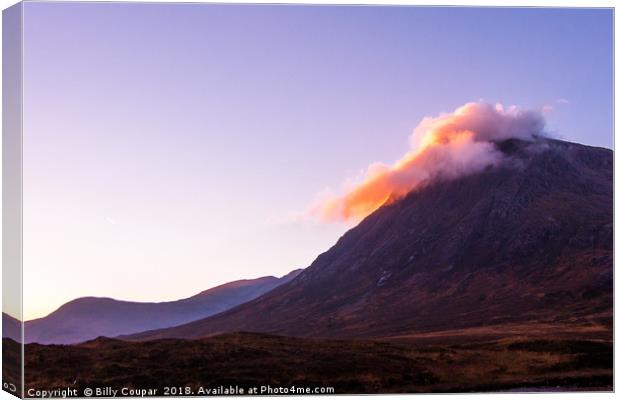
[2,2,614,397]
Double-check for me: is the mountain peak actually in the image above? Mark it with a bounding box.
[127,138,612,341]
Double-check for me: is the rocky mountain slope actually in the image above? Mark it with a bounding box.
[128,138,612,340]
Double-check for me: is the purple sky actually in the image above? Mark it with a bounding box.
[22,3,613,319]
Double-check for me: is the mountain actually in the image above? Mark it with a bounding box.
[128,138,613,341]
[2,313,21,342]
[24,269,302,344]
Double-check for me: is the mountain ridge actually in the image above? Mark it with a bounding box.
[19,269,302,344]
[125,138,612,341]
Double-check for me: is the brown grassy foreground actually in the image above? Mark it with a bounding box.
[2,338,22,397]
[17,326,612,396]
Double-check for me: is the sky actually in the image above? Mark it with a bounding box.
[21,3,613,320]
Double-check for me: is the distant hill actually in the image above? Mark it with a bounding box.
[127,138,612,340]
[2,313,21,342]
[23,269,302,344]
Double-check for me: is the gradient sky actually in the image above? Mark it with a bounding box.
[22,3,613,320]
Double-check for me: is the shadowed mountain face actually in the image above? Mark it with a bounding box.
[129,138,612,341]
[23,269,302,344]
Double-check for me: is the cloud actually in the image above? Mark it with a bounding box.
[309,102,547,223]
[542,104,554,115]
